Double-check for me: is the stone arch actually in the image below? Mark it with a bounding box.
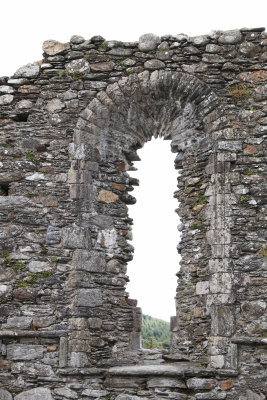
[68,70,235,368]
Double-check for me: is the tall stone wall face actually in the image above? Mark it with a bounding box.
[0,28,266,399]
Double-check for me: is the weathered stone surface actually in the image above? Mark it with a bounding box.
[0,85,14,94]
[90,61,115,72]
[7,344,45,360]
[218,30,242,44]
[75,288,103,307]
[28,261,51,272]
[239,42,259,57]
[69,351,88,367]
[70,35,85,44]
[0,389,12,400]
[72,250,106,272]
[0,284,8,296]
[238,70,267,83]
[3,316,32,329]
[13,63,40,78]
[82,389,109,397]
[16,99,33,109]
[53,387,78,399]
[0,94,13,104]
[138,33,159,51]
[43,39,70,55]
[66,58,90,73]
[144,59,165,69]
[97,189,119,203]
[46,98,65,112]
[187,378,216,390]
[14,388,53,400]
[61,226,91,249]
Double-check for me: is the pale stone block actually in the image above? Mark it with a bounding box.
[196,281,209,295]
[75,288,103,307]
[14,387,53,400]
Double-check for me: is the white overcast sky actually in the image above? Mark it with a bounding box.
[1,0,266,321]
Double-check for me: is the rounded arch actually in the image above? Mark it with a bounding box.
[68,70,236,369]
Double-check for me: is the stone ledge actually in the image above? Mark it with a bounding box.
[107,363,239,378]
[231,336,267,345]
[58,368,106,376]
[0,330,68,338]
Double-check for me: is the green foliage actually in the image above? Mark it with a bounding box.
[58,70,69,78]
[27,190,40,198]
[258,246,267,258]
[26,151,38,163]
[190,221,203,230]
[125,68,134,75]
[72,70,82,81]
[40,270,55,278]
[193,193,207,207]
[15,270,55,288]
[15,272,37,288]
[50,257,58,263]
[100,42,108,50]
[239,195,249,203]
[244,169,254,175]
[142,314,170,349]
[228,84,251,102]
[1,253,26,271]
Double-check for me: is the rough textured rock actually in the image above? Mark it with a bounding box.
[138,33,159,51]
[14,388,53,400]
[0,389,12,400]
[42,39,70,55]
[13,63,40,78]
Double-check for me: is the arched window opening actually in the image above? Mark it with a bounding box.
[127,137,180,349]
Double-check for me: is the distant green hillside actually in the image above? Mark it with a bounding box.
[142,314,170,349]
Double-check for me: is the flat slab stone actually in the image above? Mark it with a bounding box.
[108,362,206,377]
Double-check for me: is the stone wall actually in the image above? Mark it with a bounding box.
[0,28,266,399]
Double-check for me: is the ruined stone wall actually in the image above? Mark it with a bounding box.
[0,28,266,399]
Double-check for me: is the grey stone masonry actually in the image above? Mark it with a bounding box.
[0,27,266,399]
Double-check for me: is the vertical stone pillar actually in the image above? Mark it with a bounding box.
[206,151,236,369]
